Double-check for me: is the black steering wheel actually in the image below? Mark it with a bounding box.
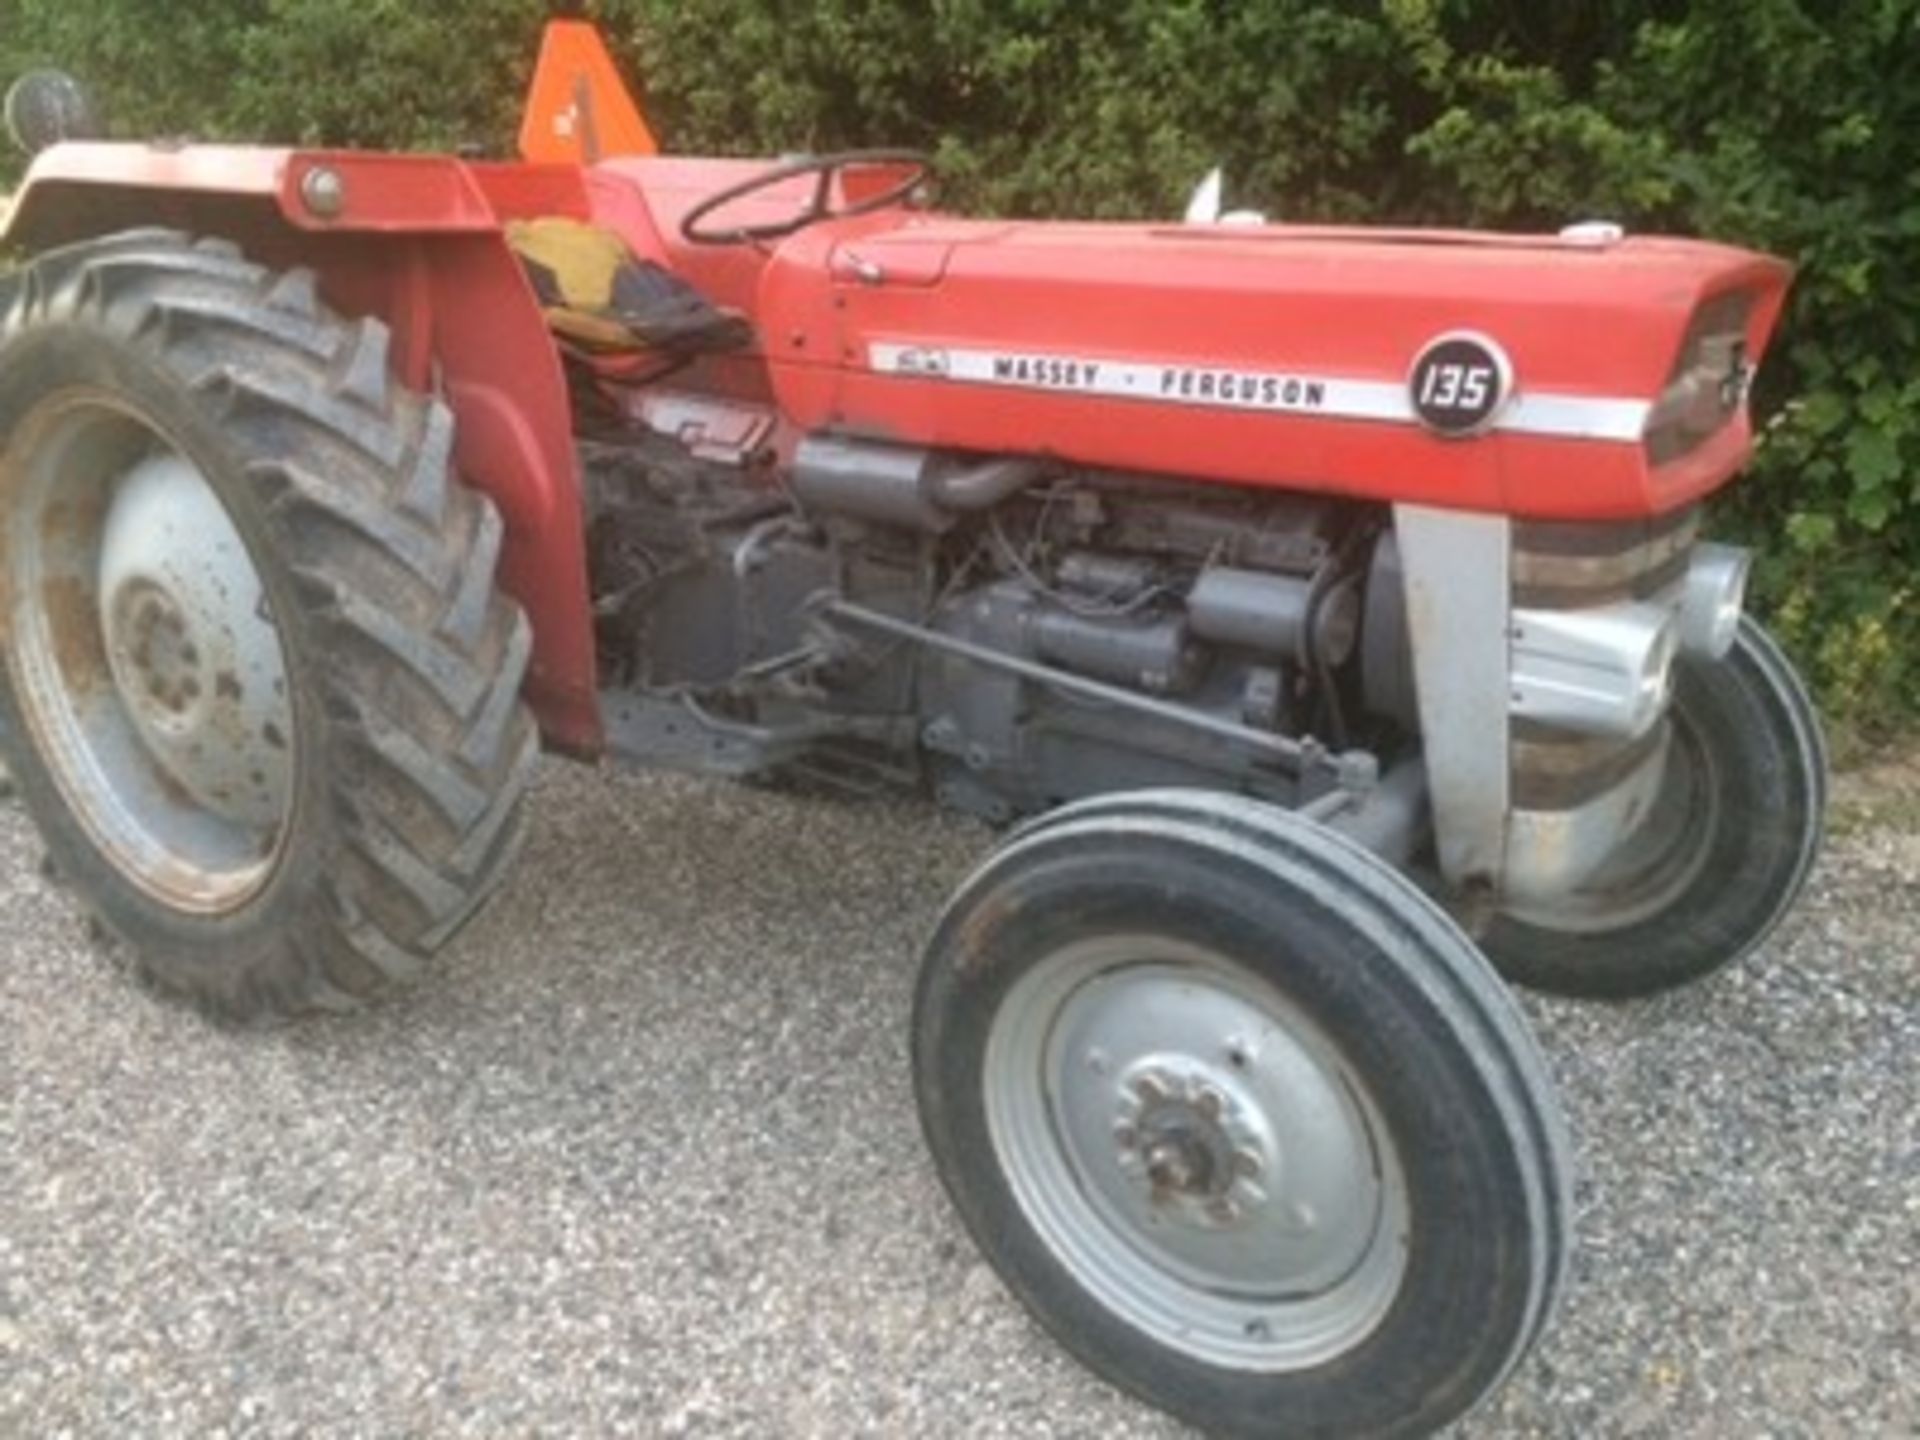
[680,149,931,246]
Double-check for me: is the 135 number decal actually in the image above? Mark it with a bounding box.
[1409,333,1512,437]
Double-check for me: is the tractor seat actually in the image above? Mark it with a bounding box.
[506,217,753,356]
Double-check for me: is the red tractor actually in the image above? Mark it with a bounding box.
[0,25,1825,1440]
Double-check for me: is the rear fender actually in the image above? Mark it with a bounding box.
[2,144,602,753]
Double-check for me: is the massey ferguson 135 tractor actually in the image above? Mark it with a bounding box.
[0,22,1826,1439]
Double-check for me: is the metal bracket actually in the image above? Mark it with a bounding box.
[1392,505,1512,887]
[601,690,905,776]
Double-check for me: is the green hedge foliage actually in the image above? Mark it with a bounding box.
[4,0,1915,733]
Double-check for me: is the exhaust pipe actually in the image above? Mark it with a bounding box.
[791,435,1047,531]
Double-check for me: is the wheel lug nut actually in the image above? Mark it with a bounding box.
[1144,1140,1193,1191]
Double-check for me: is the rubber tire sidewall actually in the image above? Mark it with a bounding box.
[915,830,1543,1440]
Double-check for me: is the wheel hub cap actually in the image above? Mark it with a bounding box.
[112,581,198,725]
[1056,969,1386,1296]
[984,938,1411,1372]
[1,394,298,912]
[97,453,293,830]
[1115,1063,1269,1227]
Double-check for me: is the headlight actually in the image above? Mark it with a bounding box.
[1677,542,1751,659]
[1510,601,1680,739]
[1643,293,1755,465]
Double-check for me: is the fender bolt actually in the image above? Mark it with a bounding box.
[301,168,347,219]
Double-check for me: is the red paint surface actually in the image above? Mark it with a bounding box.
[744,216,1789,520]
[4,142,1795,750]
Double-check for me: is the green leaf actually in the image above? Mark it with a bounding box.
[1785,512,1838,551]
[1845,427,1905,494]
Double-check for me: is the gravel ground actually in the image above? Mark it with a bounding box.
[1,758,1914,1439]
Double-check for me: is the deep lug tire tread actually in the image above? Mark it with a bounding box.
[0,231,537,1018]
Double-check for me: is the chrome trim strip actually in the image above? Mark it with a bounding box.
[869,342,1652,443]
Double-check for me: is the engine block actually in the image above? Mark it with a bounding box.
[583,419,1380,819]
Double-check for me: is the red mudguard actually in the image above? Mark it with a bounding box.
[2,144,605,753]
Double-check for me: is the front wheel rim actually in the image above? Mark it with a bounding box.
[983,935,1411,1372]
[2,391,297,913]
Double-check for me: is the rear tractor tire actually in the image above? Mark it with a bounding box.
[0,231,538,1018]
[1485,617,1828,999]
[914,789,1570,1440]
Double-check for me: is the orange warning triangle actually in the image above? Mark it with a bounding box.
[518,20,660,164]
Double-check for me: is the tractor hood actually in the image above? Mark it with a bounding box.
[757,217,1792,521]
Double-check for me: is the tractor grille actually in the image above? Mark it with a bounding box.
[1511,507,1698,610]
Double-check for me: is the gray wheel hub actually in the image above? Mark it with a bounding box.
[1115,1059,1274,1231]
[2,395,298,912]
[985,936,1410,1371]
[97,453,293,830]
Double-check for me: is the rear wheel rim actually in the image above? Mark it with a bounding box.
[983,934,1410,1372]
[2,391,296,913]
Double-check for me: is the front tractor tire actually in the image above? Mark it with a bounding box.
[1485,617,1828,999]
[0,231,538,1018]
[915,790,1570,1440]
